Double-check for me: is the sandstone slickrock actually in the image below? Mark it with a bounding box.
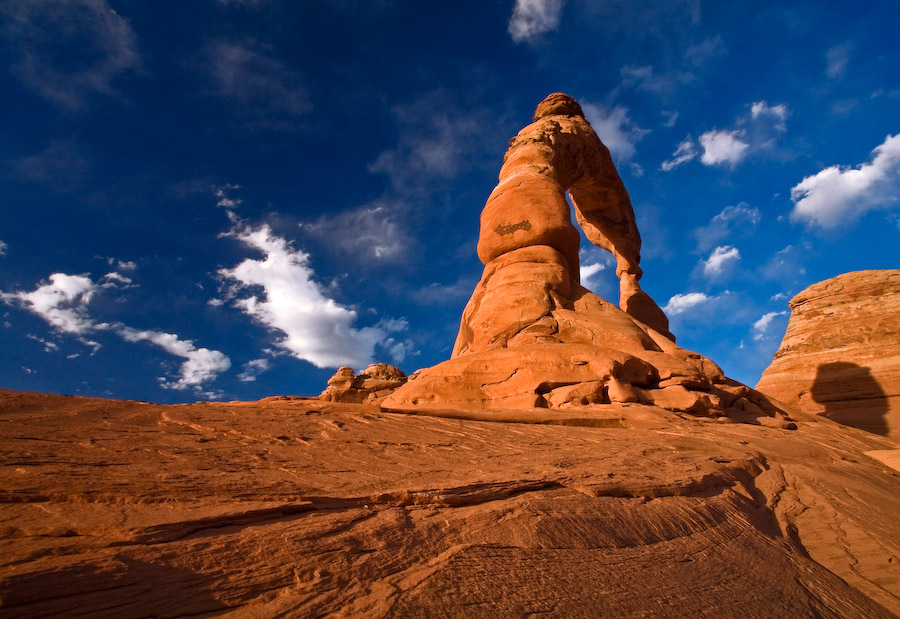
[1,389,899,616]
[385,93,785,422]
[319,363,407,404]
[757,269,900,440]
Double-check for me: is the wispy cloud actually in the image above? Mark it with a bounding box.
[693,203,760,252]
[300,203,412,263]
[1,272,230,389]
[219,220,408,369]
[790,134,900,229]
[752,310,788,341]
[0,240,7,256]
[8,139,93,190]
[508,0,565,43]
[206,38,312,126]
[1,0,139,110]
[237,358,270,382]
[582,103,648,161]
[660,137,698,171]
[826,43,852,79]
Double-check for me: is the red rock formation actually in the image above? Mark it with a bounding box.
[385,93,786,421]
[2,389,899,616]
[756,270,900,439]
[320,363,407,404]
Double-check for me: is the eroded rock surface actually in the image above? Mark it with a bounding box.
[757,269,900,440]
[385,94,786,421]
[1,389,898,617]
[320,363,407,404]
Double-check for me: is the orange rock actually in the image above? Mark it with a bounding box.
[386,93,786,420]
[756,270,900,439]
[320,362,407,404]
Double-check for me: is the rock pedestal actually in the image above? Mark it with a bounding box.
[384,93,788,422]
[756,270,900,439]
[320,363,407,404]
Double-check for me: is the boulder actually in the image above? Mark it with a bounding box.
[320,363,407,404]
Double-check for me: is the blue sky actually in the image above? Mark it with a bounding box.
[1,0,898,402]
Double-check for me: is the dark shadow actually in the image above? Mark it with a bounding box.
[811,362,889,436]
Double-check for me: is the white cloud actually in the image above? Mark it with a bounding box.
[701,245,740,278]
[693,203,760,252]
[699,129,749,166]
[750,101,788,131]
[508,0,565,43]
[3,272,230,389]
[220,222,405,369]
[237,358,270,382]
[0,0,139,110]
[663,292,714,316]
[0,240,7,256]
[582,104,648,161]
[580,262,607,289]
[791,134,900,229]
[752,311,788,341]
[117,326,231,390]
[661,137,698,171]
[620,64,694,97]
[2,273,98,336]
[826,43,852,79]
[661,110,679,127]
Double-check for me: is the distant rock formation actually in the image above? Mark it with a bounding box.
[384,93,788,422]
[320,363,407,404]
[757,270,900,439]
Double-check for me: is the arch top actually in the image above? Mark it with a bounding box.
[532,92,585,122]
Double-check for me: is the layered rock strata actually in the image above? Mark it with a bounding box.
[384,93,789,421]
[320,363,407,404]
[756,270,900,440]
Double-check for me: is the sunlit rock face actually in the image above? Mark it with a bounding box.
[384,93,789,421]
[757,269,900,439]
[320,363,407,404]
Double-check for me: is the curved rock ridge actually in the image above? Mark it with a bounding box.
[756,269,900,439]
[384,93,789,421]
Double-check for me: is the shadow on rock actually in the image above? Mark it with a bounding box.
[811,362,889,436]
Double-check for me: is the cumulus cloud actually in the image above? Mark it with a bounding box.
[582,104,648,161]
[207,39,311,125]
[117,326,231,390]
[701,245,741,278]
[693,203,760,252]
[220,222,406,369]
[237,358,270,382]
[0,0,139,110]
[699,129,749,166]
[752,311,788,341]
[508,0,564,43]
[2,273,229,389]
[580,262,607,289]
[1,273,99,337]
[790,134,900,229]
[663,292,715,316]
[661,137,698,171]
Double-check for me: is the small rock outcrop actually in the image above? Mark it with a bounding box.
[756,270,900,439]
[320,363,407,404]
[383,93,788,422]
